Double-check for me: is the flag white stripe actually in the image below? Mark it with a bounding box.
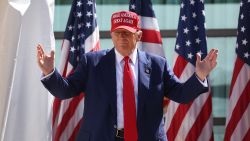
[84,27,100,53]
[179,63,195,82]
[226,63,250,125]
[164,102,179,131]
[58,40,70,74]
[139,16,160,31]
[231,104,250,141]
[66,63,73,76]
[173,53,178,67]
[137,42,165,57]
[197,114,213,141]
[60,98,85,141]
[56,100,71,127]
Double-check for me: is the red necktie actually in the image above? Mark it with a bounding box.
[123,56,138,141]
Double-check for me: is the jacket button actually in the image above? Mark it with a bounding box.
[114,125,117,128]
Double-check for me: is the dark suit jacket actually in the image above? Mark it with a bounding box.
[41,48,208,141]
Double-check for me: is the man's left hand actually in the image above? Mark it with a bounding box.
[195,49,218,81]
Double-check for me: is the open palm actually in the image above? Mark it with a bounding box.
[195,49,218,80]
[36,44,55,75]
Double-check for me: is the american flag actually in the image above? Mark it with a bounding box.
[52,0,100,141]
[164,0,214,141]
[224,0,250,140]
[129,0,168,140]
[129,0,165,57]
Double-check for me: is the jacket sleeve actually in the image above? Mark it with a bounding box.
[163,61,208,104]
[41,54,88,99]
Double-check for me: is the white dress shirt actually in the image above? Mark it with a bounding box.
[115,48,138,129]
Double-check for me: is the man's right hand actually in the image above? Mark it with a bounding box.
[36,44,55,76]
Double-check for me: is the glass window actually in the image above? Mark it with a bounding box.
[55,0,240,5]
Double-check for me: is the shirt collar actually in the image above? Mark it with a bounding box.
[114,47,137,65]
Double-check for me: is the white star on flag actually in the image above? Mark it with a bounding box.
[190,0,195,5]
[187,52,194,59]
[70,47,76,52]
[87,0,93,6]
[241,14,244,19]
[186,40,191,46]
[181,15,187,21]
[77,12,82,18]
[194,25,199,31]
[131,4,136,9]
[176,44,180,50]
[86,11,92,17]
[181,2,185,8]
[77,1,82,7]
[244,52,249,58]
[68,25,73,31]
[184,27,189,34]
[242,39,248,45]
[192,12,197,18]
[241,26,246,32]
[196,38,201,44]
[86,22,91,28]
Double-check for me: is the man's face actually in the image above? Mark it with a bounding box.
[111,29,142,56]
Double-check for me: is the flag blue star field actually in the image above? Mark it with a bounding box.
[225,1,250,140]
[129,0,165,57]
[164,0,214,141]
[235,0,250,65]
[64,0,100,69]
[52,0,100,141]
[175,0,207,65]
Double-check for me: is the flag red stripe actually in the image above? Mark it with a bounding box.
[62,61,69,77]
[173,55,188,78]
[243,127,250,141]
[210,133,214,141]
[54,94,84,141]
[163,99,170,107]
[68,118,83,141]
[52,99,62,126]
[140,29,162,44]
[60,40,70,78]
[167,102,193,141]
[229,57,244,98]
[185,94,212,141]
[224,81,250,141]
[60,39,65,50]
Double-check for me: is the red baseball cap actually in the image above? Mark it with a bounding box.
[111,10,140,33]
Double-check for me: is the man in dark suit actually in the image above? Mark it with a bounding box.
[37,10,218,141]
